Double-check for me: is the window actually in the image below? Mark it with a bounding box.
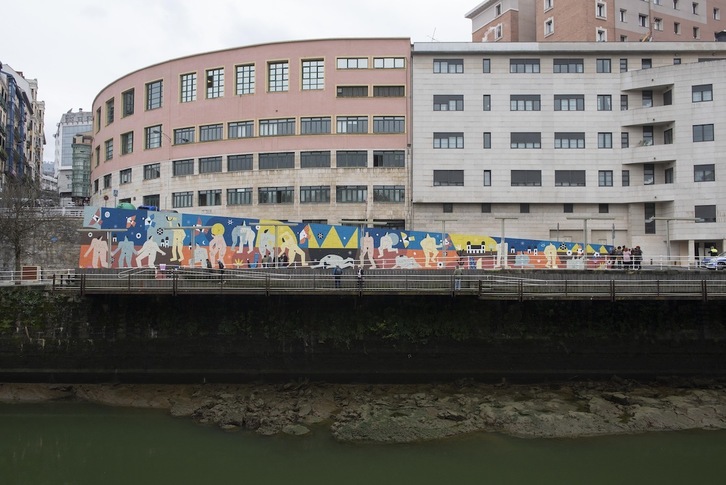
[103,174,111,189]
[145,126,162,149]
[301,151,331,168]
[644,203,656,234]
[511,170,541,186]
[433,170,464,186]
[373,185,405,203]
[300,185,331,203]
[622,170,630,186]
[599,170,613,187]
[597,95,612,111]
[93,179,98,193]
[695,205,716,223]
[95,146,100,167]
[443,203,453,213]
[200,123,223,142]
[228,154,252,172]
[596,58,612,73]
[694,164,715,182]
[259,187,295,204]
[481,203,492,213]
[641,58,652,69]
[692,2,699,14]
[433,59,463,73]
[483,170,492,187]
[621,94,629,111]
[174,127,195,145]
[598,132,613,149]
[104,139,113,160]
[373,57,405,69]
[336,86,368,97]
[336,150,367,168]
[554,132,585,149]
[433,95,464,111]
[715,7,721,20]
[644,164,655,185]
[483,132,492,149]
[302,59,324,90]
[520,203,530,213]
[260,118,295,136]
[621,132,630,148]
[510,94,541,111]
[268,61,289,92]
[483,95,491,111]
[642,90,653,108]
[199,156,222,174]
[482,58,491,73]
[693,124,714,142]
[545,0,553,9]
[122,89,134,117]
[140,195,157,208]
[172,192,193,209]
[563,203,574,213]
[227,188,252,205]
[120,168,132,185]
[654,18,663,30]
[638,14,648,27]
[337,57,368,69]
[495,3,502,15]
[673,58,681,65]
[180,72,197,102]
[693,27,700,39]
[553,58,584,73]
[692,84,713,102]
[545,19,554,35]
[664,90,673,105]
[596,29,607,42]
[336,116,368,134]
[206,68,224,99]
[619,58,628,72]
[434,132,464,149]
[105,99,114,125]
[173,159,194,176]
[665,167,674,184]
[198,189,222,206]
[664,128,673,145]
[259,152,294,170]
[554,95,585,111]
[228,121,254,139]
[145,80,162,110]
[510,59,540,73]
[236,64,255,95]
[301,117,331,134]
[373,150,405,167]
[143,163,160,180]
[675,22,681,34]
[596,1,606,18]
[511,132,541,148]
[374,86,405,97]
[336,185,368,202]
[555,170,586,186]
[495,25,503,39]
[373,116,405,133]
[643,126,654,146]
[620,9,627,22]
[121,132,133,155]
[599,204,609,214]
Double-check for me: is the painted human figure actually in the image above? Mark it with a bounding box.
[208,224,228,267]
[278,232,306,267]
[84,237,110,268]
[167,222,186,263]
[360,231,376,269]
[136,237,166,267]
[112,236,138,268]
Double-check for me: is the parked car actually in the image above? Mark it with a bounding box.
[701,251,726,270]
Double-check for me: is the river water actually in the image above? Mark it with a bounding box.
[2,402,726,484]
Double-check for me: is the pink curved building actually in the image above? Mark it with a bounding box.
[91,38,411,228]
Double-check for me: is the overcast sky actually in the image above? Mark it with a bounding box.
[3,0,475,161]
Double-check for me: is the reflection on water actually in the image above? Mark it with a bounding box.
[2,402,726,484]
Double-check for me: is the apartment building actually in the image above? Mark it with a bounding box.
[467,0,726,42]
[411,41,726,260]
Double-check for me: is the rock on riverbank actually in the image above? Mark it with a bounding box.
[2,379,725,443]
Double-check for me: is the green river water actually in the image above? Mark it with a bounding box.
[1,402,726,484]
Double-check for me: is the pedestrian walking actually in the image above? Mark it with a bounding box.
[333,266,342,288]
[357,266,364,290]
[453,264,463,291]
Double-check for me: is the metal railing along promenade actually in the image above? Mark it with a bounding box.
[17,267,726,301]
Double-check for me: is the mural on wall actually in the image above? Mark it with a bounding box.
[78,207,613,270]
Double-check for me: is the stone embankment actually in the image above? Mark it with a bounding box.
[2,379,725,443]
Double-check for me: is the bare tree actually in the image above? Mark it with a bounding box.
[0,176,44,272]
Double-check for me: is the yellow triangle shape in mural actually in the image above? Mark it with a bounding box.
[306,226,321,249]
[343,228,359,249]
[320,226,346,249]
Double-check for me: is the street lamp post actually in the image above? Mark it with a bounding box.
[566,216,614,268]
[494,217,518,269]
[645,217,703,265]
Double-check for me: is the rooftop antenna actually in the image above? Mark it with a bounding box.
[427,28,438,42]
